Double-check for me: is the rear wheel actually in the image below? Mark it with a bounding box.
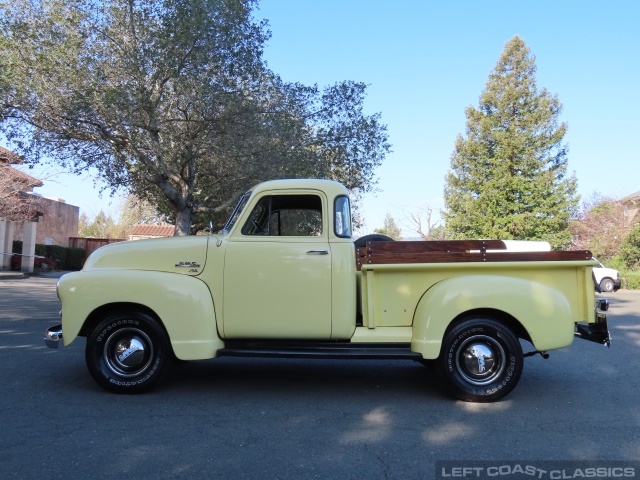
[436,317,523,402]
[85,311,170,393]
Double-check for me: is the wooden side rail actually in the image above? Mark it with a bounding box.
[358,240,507,256]
[355,240,592,270]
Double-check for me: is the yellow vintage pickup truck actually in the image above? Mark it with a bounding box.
[45,179,611,402]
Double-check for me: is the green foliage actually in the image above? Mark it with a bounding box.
[620,224,640,269]
[444,36,578,249]
[604,256,639,290]
[374,213,402,240]
[64,247,86,270]
[45,244,67,266]
[11,240,21,253]
[34,244,46,257]
[78,195,166,238]
[607,256,626,272]
[0,0,389,235]
[429,224,447,241]
[78,211,119,239]
[622,271,640,290]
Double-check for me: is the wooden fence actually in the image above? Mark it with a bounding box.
[69,237,126,257]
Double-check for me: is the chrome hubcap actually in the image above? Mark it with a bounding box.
[456,335,505,385]
[104,328,153,377]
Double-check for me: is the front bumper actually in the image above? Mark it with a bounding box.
[44,324,63,349]
[574,299,611,347]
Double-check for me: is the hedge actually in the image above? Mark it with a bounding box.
[623,271,640,290]
[65,247,86,270]
[12,241,86,271]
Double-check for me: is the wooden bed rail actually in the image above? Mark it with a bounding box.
[355,240,592,270]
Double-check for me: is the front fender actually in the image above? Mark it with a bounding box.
[411,275,575,359]
[57,270,223,360]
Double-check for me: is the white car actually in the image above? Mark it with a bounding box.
[493,242,621,293]
[593,258,621,292]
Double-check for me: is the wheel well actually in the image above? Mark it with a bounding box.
[79,302,167,338]
[446,308,532,344]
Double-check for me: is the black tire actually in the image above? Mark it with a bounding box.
[354,234,395,249]
[85,311,171,394]
[600,278,615,293]
[436,317,523,402]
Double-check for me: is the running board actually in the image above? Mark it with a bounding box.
[217,341,422,361]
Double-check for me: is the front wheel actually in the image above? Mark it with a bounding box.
[600,278,615,292]
[436,317,523,402]
[85,312,171,393]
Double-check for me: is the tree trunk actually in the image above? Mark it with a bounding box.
[174,205,193,236]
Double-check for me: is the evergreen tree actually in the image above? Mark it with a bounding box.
[374,213,402,240]
[444,36,578,249]
[77,213,91,237]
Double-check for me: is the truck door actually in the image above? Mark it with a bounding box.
[223,192,332,339]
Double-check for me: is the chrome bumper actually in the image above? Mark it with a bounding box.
[44,324,63,349]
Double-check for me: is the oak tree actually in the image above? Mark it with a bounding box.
[0,0,389,234]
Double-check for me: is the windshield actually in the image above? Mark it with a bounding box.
[220,192,251,234]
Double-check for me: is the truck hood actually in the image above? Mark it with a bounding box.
[83,235,210,276]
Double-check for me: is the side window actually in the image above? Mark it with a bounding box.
[241,194,323,236]
[334,196,352,238]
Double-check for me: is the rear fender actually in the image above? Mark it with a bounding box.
[57,270,223,360]
[411,275,575,359]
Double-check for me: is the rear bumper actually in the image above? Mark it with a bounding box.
[44,324,63,349]
[574,299,611,347]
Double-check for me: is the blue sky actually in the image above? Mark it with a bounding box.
[17,0,640,235]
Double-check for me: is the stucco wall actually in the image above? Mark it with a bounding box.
[13,197,79,247]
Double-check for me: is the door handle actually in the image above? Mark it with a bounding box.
[307,250,329,255]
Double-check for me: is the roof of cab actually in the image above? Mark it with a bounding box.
[249,179,349,198]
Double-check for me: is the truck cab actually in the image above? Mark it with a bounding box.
[214,179,357,340]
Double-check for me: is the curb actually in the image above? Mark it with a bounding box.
[0,272,28,280]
